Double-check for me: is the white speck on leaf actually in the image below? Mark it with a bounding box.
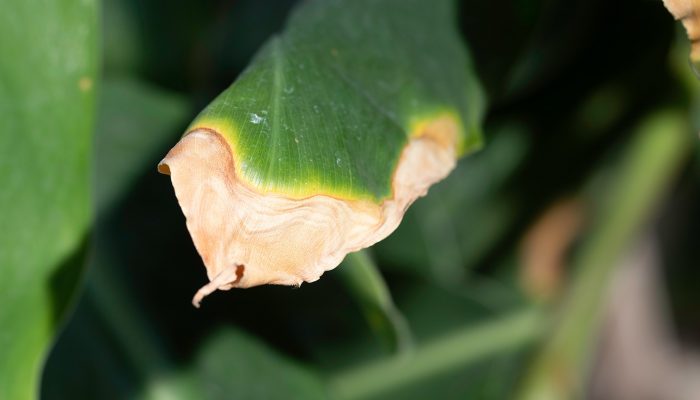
[250,113,264,124]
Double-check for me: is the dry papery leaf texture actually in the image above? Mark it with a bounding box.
[159,116,458,307]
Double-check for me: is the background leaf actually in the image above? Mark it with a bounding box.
[195,329,328,400]
[42,77,191,399]
[0,0,97,398]
[328,308,543,400]
[518,111,692,399]
[336,251,413,354]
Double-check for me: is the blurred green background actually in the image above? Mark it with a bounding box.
[2,0,699,399]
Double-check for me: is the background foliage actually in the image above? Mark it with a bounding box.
[0,1,97,398]
[1,0,698,399]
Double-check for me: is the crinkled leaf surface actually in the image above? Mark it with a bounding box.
[0,0,97,398]
[188,0,483,201]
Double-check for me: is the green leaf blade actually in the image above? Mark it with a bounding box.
[0,0,98,398]
[188,0,484,201]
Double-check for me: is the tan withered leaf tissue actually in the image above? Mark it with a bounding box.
[158,0,485,307]
[663,0,700,66]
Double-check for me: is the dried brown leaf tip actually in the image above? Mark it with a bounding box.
[159,116,459,307]
[663,0,700,63]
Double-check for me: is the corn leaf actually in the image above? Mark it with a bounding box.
[0,0,97,398]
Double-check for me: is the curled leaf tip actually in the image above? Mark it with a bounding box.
[161,116,459,305]
[191,263,244,307]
